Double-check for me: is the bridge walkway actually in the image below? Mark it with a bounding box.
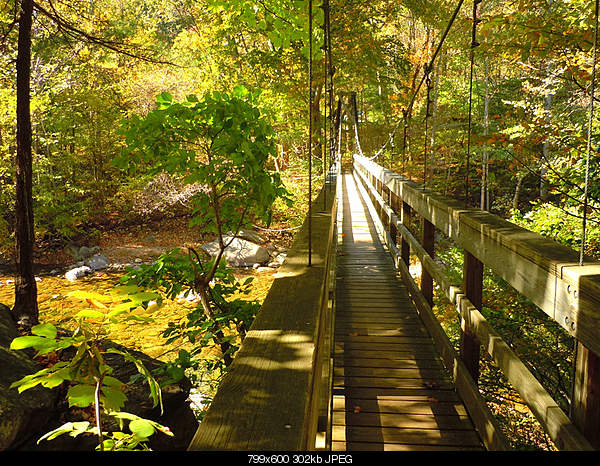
[331,171,484,451]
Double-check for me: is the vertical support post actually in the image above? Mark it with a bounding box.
[571,343,600,449]
[422,219,435,307]
[461,250,483,383]
[401,201,411,267]
[390,192,399,246]
[375,178,382,220]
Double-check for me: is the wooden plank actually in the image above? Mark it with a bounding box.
[336,387,461,401]
[333,376,454,390]
[332,411,474,430]
[571,342,600,449]
[332,425,482,446]
[335,314,419,321]
[334,349,441,360]
[334,366,450,379]
[335,335,435,345]
[332,397,467,415]
[422,218,435,307]
[333,358,444,369]
[331,441,484,451]
[335,340,439,351]
[335,327,428,337]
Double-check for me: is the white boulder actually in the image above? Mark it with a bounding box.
[201,236,270,267]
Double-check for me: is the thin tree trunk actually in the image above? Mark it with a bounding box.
[513,172,524,211]
[429,54,441,183]
[13,0,38,327]
[197,287,233,367]
[541,85,551,201]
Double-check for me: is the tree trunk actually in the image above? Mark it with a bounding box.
[513,172,524,211]
[12,0,39,327]
[197,286,234,367]
[429,53,442,183]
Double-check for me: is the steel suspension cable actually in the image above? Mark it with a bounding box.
[580,0,599,266]
[308,0,313,266]
[364,0,466,162]
[465,0,482,203]
[322,0,328,211]
[351,92,365,157]
[325,0,335,170]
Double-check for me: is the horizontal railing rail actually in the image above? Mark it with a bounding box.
[188,163,340,451]
[353,154,598,451]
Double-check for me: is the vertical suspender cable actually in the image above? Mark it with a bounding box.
[336,98,342,160]
[308,0,313,266]
[402,109,408,176]
[465,0,481,203]
[580,0,599,266]
[352,92,364,156]
[326,0,334,171]
[423,66,433,188]
[322,0,327,211]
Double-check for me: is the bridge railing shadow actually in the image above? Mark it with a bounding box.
[353,154,600,451]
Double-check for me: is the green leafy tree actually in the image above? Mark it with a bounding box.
[117,86,291,370]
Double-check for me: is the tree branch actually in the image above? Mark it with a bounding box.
[32,0,180,66]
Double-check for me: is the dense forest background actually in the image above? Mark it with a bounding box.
[1,0,598,260]
[0,0,599,452]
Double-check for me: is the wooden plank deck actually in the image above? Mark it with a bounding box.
[331,172,484,451]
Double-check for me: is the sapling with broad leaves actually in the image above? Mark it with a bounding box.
[116,86,291,375]
[10,287,173,450]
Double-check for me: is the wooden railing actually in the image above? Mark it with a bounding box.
[188,163,340,451]
[353,154,599,451]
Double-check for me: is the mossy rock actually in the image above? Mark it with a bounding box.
[0,304,59,450]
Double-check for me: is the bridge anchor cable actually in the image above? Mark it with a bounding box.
[580,0,599,266]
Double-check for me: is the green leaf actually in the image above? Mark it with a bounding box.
[232,85,249,98]
[129,419,155,439]
[103,376,124,388]
[101,386,128,411]
[156,92,173,104]
[106,349,163,413]
[38,421,92,444]
[67,384,96,408]
[31,323,57,339]
[75,309,106,319]
[10,335,51,350]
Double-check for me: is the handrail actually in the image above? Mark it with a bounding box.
[188,162,340,451]
[353,154,598,451]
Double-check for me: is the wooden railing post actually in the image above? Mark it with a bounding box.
[571,343,600,449]
[401,201,411,267]
[421,219,435,307]
[390,191,398,246]
[461,251,483,383]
